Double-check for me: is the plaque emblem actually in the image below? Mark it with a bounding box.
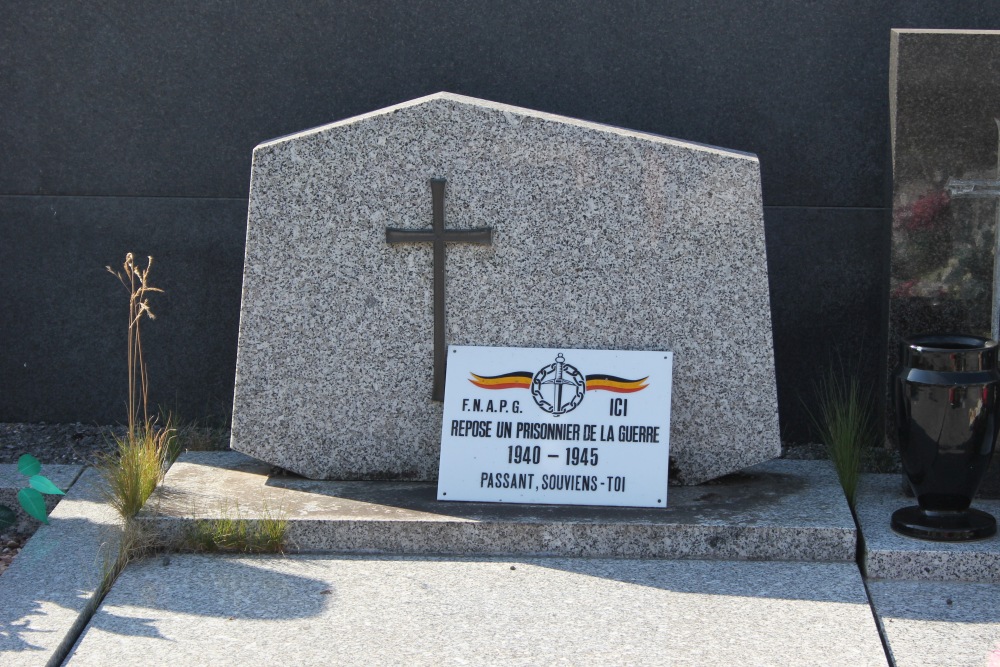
[468,355,650,417]
[530,354,586,416]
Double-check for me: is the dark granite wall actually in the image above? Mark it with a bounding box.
[2,2,999,439]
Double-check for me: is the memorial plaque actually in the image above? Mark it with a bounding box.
[438,346,672,507]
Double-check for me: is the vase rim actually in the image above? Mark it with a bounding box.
[905,334,998,352]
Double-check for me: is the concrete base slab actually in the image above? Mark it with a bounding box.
[142,453,856,561]
[0,463,82,532]
[856,474,1000,581]
[0,468,122,667]
[66,554,887,666]
[868,579,1000,667]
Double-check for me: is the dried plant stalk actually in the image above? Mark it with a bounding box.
[106,253,163,435]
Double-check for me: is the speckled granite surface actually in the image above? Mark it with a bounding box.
[857,473,1000,582]
[65,555,886,666]
[231,92,779,485]
[142,452,854,561]
[868,579,1000,667]
[0,468,121,667]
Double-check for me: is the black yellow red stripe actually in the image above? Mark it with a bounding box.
[469,371,533,390]
[585,374,648,393]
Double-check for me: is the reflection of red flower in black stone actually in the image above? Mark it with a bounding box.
[891,279,917,298]
[894,190,951,232]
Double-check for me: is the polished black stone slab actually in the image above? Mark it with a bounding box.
[888,30,1000,496]
[889,30,1000,356]
[765,206,890,442]
[9,2,1000,207]
[0,195,246,424]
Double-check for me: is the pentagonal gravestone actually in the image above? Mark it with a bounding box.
[231,92,779,485]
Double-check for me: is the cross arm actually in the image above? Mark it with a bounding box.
[946,178,1000,199]
[449,228,492,245]
[386,228,436,243]
[385,228,493,244]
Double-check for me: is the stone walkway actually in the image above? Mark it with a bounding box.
[3,458,1000,666]
[0,468,120,667]
[66,556,885,666]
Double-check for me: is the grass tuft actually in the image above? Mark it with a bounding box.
[809,368,879,509]
[100,421,176,521]
[100,253,176,521]
[98,515,161,594]
[181,500,288,554]
[94,253,172,607]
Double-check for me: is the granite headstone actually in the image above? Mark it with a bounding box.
[231,92,779,485]
[889,29,1000,494]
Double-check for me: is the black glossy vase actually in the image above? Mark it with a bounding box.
[892,334,1000,540]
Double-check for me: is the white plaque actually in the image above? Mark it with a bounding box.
[437,345,672,507]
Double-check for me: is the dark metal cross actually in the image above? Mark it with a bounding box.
[386,179,492,401]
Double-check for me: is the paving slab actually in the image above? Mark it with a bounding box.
[868,579,1000,667]
[65,554,886,666]
[142,452,856,561]
[856,473,1000,581]
[0,463,83,532]
[0,468,121,667]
